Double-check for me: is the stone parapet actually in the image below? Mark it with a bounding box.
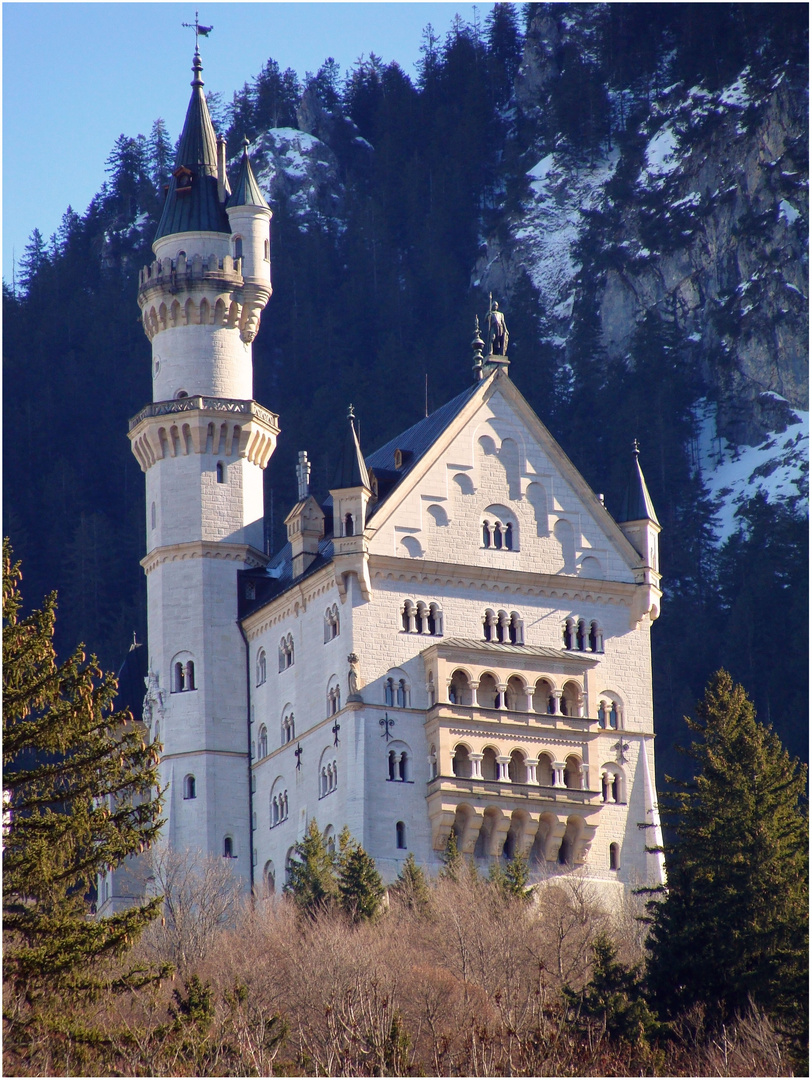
[129,397,279,472]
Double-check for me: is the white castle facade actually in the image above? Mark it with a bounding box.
[101,50,666,911]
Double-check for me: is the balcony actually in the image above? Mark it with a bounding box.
[426,700,594,733]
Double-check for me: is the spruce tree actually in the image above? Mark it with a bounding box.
[337,836,385,923]
[283,818,339,917]
[2,542,166,1059]
[390,852,431,914]
[644,670,808,1069]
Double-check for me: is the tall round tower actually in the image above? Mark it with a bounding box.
[128,47,278,888]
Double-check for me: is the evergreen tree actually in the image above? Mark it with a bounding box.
[439,831,463,881]
[147,118,174,193]
[18,228,48,296]
[337,838,385,923]
[489,850,533,901]
[644,670,808,1070]
[2,542,166,1061]
[564,933,659,1055]
[283,818,339,917]
[390,852,431,914]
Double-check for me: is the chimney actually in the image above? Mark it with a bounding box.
[296,450,312,502]
[217,136,230,203]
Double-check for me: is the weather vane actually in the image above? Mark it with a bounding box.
[182,11,213,46]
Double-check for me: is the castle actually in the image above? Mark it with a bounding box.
[99,47,665,911]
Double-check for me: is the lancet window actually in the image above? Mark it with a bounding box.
[278,634,294,671]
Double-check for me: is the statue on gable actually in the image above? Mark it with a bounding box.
[488,295,509,356]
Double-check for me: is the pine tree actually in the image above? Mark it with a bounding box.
[390,852,431,914]
[283,818,338,917]
[644,670,808,1070]
[2,541,166,1060]
[337,835,385,923]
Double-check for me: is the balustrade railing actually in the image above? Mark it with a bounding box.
[129,397,279,431]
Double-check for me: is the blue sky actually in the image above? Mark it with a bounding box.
[3,2,487,284]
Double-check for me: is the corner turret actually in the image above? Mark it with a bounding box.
[617,441,662,624]
[329,407,373,599]
[227,138,273,343]
[285,451,325,579]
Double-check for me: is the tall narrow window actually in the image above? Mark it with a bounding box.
[609,842,620,870]
[396,821,406,849]
[216,461,225,484]
[183,775,196,800]
[223,836,234,858]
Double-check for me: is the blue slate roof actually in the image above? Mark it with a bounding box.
[228,144,270,210]
[155,50,231,241]
[618,448,659,524]
[366,381,480,511]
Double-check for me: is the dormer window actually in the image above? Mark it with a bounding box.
[173,165,193,195]
[394,448,413,470]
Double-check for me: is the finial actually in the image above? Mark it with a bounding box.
[472,314,485,381]
[632,438,640,456]
[242,135,250,153]
[347,403,355,420]
[182,10,213,85]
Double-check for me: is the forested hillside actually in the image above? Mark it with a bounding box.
[3,3,807,779]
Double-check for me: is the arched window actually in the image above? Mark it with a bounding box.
[384,678,395,707]
[537,753,554,787]
[564,755,583,790]
[282,712,295,744]
[234,236,243,260]
[223,836,234,859]
[324,605,340,641]
[477,673,500,709]
[396,679,408,707]
[601,764,626,804]
[256,649,267,686]
[448,669,470,706]
[264,238,270,261]
[327,682,341,716]
[172,653,196,692]
[344,512,354,536]
[429,744,438,779]
[598,694,623,730]
[481,747,499,781]
[482,520,492,547]
[533,679,553,714]
[216,461,225,484]
[609,843,620,870]
[279,634,294,671]
[452,744,472,779]
[508,750,526,783]
[396,821,406,849]
[183,774,196,800]
[258,725,268,759]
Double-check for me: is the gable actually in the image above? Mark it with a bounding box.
[366,371,640,584]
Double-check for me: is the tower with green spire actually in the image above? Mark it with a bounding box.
[127,45,278,892]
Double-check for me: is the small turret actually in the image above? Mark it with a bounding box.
[329,407,373,600]
[617,441,662,624]
[227,138,273,342]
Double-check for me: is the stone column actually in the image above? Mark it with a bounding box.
[497,755,511,781]
[496,683,507,710]
[470,753,484,780]
[551,690,563,715]
[526,759,538,785]
[602,771,615,803]
[552,761,566,787]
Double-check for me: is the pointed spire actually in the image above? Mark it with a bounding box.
[618,440,659,524]
[227,137,270,210]
[332,405,371,490]
[154,48,230,241]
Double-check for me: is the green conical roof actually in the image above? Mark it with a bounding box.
[154,49,230,241]
[618,442,659,524]
[228,139,270,210]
